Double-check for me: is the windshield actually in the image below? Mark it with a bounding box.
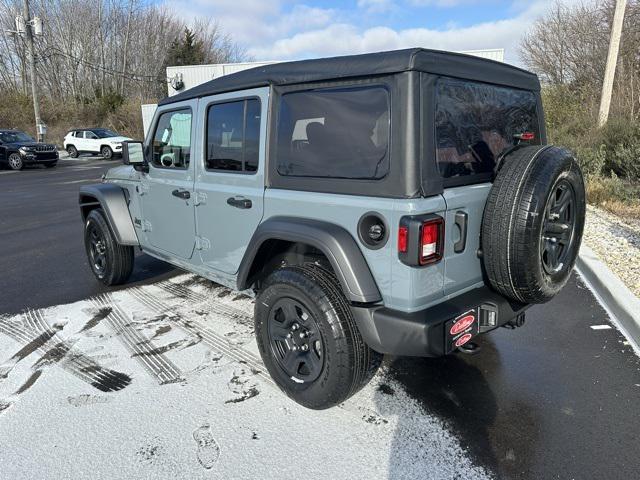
[93,129,119,139]
[0,131,34,143]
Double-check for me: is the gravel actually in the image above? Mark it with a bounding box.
[583,205,640,297]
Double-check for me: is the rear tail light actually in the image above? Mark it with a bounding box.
[419,218,444,265]
[398,214,444,267]
[398,226,408,253]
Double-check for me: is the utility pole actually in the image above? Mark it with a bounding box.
[22,0,43,141]
[598,0,627,128]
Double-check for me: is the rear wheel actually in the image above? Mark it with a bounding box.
[67,145,78,158]
[255,264,382,410]
[84,209,134,285]
[8,153,23,170]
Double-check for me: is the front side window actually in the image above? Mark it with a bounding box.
[151,109,192,169]
[93,128,119,138]
[206,98,261,173]
[276,86,390,180]
[435,78,540,179]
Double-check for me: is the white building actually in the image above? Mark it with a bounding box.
[141,49,505,135]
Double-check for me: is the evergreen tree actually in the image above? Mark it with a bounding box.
[166,28,207,67]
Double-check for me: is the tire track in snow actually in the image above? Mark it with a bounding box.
[91,294,183,385]
[0,310,131,393]
[128,287,271,384]
[136,281,392,421]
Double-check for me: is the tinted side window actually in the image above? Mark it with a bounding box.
[206,98,261,173]
[276,87,390,180]
[151,109,192,169]
[435,78,540,179]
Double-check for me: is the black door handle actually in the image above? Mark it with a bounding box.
[226,197,252,209]
[454,211,468,253]
[172,189,190,200]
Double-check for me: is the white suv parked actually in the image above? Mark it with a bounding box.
[64,128,131,159]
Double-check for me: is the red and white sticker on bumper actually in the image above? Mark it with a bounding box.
[445,308,479,353]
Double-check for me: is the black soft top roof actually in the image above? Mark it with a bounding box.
[160,48,540,106]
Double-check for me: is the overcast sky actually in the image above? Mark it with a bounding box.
[163,0,584,65]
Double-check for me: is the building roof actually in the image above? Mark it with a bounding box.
[159,48,539,106]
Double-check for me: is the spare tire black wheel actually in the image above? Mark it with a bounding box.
[481,145,586,304]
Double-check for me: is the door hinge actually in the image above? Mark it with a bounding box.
[137,183,150,195]
[195,236,211,251]
[141,220,152,232]
[194,191,207,206]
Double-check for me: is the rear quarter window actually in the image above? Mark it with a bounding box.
[276,86,390,180]
[435,78,540,181]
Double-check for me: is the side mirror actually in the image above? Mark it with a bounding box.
[122,141,148,172]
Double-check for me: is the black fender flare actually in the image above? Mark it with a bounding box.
[237,216,382,304]
[79,183,139,246]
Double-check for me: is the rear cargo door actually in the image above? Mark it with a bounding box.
[441,185,490,295]
[433,76,542,296]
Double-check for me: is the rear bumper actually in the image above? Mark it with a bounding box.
[351,286,529,357]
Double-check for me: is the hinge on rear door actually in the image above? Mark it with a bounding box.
[141,220,152,232]
[193,191,207,206]
[195,236,211,251]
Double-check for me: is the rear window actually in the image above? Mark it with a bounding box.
[276,86,390,180]
[435,78,540,180]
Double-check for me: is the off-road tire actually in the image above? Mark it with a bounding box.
[255,263,382,409]
[67,145,79,158]
[8,153,23,170]
[100,146,113,159]
[482,145,585,304]
[84,208,134,286]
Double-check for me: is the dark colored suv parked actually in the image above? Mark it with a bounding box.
[0,129,58,170]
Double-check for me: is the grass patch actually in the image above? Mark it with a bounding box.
[585,175,640,218]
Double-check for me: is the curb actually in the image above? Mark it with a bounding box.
[576,245,640,352]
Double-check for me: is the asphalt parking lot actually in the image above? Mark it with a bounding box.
[0,158,639,479]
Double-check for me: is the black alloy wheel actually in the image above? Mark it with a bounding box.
[268,297,324,383]
[254,264,382,409]
[88,224,108,277]
[541,179,577,275]
[83,208,134,285]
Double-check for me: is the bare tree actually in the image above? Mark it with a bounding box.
[0,0,247,102]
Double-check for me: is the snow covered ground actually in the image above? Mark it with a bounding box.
[0,275,490,479]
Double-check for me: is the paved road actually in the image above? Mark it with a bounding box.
[0,158,176,315]
[0,159,638,479]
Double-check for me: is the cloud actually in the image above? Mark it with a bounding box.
[357,0,396,13]
[164,0,580,66]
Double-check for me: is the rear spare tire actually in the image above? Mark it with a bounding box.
[481,145,585,304]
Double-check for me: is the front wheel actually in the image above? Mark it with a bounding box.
[8,153,23,170]
[66,145,78,158]
[255,264,382,410]
[100,146,113,159]
[84,208,134,285]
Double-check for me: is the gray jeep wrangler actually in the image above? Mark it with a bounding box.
[79,48,586,409]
